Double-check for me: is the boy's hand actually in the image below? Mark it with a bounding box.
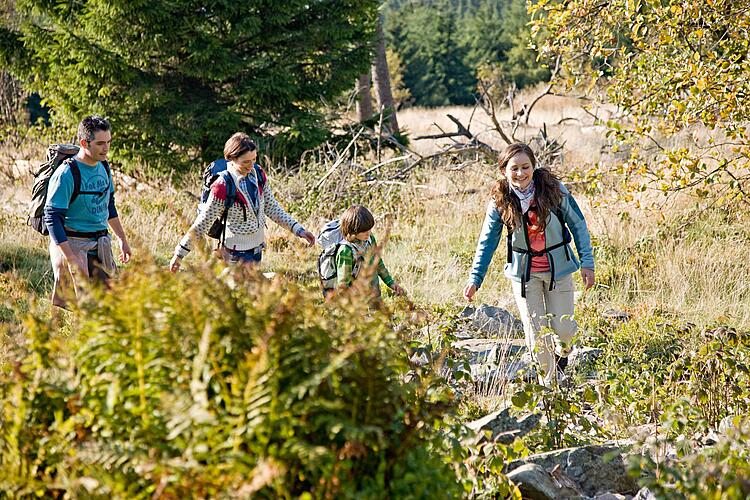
[463,284,477,302]
[391,283,406,296]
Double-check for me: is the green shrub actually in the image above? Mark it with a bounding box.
[629,417,750,499]
[1,261,470,498]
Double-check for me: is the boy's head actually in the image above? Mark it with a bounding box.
[340,205,375,240]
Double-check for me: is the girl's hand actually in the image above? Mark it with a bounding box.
[581,268,595,290]
[391,283,406,296]
[463,283,477,302]
[169,255,182,273]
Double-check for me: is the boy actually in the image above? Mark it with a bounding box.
[335,205,405,297]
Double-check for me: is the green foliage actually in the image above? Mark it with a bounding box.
[666,327,750,430]
[579,309,685,431]
[629,418,750,499]
[471,0,550,92]
[0,261,475,498]
[0,0,379,171]
[384,0,550,107]
[385,0,475,107]
[531,0,750,202]
[511,369,607,451]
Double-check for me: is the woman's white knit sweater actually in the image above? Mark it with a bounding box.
[175,165,303,258]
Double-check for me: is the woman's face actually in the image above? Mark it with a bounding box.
[234,149,258,175]
[504,152,533,190]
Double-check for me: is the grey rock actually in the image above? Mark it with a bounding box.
[461,304,524,337]
[602,309,631,321]
[507,444,638,497]
[454,338,501,365]
[459,305,475,319]
[470,357,534,388]
[632,487,656,500]
[568,347,603,372]
[454,338,527,366]
[467,406,541,444]
[718,414,745,434]
[592,494,630,500]
[507,463,581,499]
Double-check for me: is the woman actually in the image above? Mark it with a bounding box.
[170,132,315,271]
[464,143,595,385]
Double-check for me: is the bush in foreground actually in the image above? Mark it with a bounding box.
[0,261,475,498]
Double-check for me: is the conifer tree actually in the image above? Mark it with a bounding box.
[385,0,474,106]
[0,0,379,170]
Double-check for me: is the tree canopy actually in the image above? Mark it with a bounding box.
[384,0,549,107]
[0,0,379,171]
[531,0,750,202]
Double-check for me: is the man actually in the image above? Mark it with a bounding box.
[43,115,131,307]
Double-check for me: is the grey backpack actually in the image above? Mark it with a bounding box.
[316,219,355,290]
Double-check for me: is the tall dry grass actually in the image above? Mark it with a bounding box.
[1,102,749,330]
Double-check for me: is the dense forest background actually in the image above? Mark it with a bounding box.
[1,0,546,167]
[383,0,548,107]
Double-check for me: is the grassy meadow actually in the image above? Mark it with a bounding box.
[2,95,750,497]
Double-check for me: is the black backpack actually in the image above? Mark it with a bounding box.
[27,144,111,235]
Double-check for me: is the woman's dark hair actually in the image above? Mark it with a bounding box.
[340,205,375,236]
[224,132,257,161]
[491,142,562,231]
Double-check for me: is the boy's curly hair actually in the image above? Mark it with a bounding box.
[491,142,562,232]
[340,205,375,237]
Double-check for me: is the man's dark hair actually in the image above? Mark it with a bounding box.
[340,205,375,236]
[77,115,112,143]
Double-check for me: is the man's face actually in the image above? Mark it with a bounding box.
[82,130,112,161]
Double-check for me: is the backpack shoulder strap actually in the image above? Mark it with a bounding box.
[220,170,236,208]
[553,206,571,243]
[68,159,82,205]
[254,163,267,193]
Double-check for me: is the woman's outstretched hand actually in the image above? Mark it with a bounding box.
[463,283,477,302]
[299,230,316,246]
[169,255,182,273]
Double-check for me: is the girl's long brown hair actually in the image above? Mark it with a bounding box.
[491,143,563,231]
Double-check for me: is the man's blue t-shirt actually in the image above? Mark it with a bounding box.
[46,160,114,232]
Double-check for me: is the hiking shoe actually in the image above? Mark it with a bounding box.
[555,354,569,373]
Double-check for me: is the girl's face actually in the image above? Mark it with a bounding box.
[234,149,258,175]
[504,152,534,190]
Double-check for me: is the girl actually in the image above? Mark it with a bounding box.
[170,132,315,271]
[464,143,595,385]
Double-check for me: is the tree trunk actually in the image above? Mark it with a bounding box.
[371,13,399,135]
[355,72,373,122]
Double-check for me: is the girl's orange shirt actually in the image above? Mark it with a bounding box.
[527,206,551,273]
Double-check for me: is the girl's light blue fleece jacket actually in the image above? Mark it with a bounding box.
[468,183,594,289]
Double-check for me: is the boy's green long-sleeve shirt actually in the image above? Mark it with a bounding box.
[335,234,395,291]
